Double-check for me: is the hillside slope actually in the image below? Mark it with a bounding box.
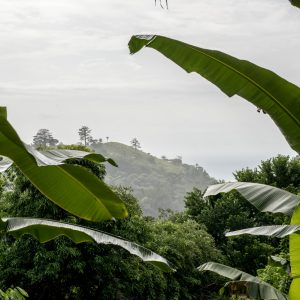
[93,142,216,216]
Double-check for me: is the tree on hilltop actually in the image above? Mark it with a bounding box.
[130,138,141,150]
[33,129,58,149]
[78,126,92,146]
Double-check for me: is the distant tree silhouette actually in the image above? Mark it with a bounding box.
[88,137,98,145]
[33,129,58,149]
[130,138,141,150]
[78,126,92,146]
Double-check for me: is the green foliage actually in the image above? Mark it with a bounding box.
[203,178,300,298]
[0,177,165,298]
[199,262,287,300]
[146,219,224,300]
[234,155,300,195]
[57,144,94,152]
[0,107,127,221]
[0,158,173,270]
[128,6,300,300]
[185,188,279,274]
[0,124,178,293]
[0,166,224,299]
[65,158,106,180]
[0,287,28,300]
[183,158,299,295]
[257,265,291,294]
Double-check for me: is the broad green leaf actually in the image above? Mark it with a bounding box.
[128,35,300,154]
[226,225,300,238]
[0,107,127,221]
[290,0,300,8]
[204,182,300,215]
[289,205,300,300]
[1,217,174,272]
[198,262,287,300]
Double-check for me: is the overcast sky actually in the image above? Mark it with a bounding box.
[0,0,299,180]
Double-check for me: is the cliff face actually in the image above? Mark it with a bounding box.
[93,142,216,216]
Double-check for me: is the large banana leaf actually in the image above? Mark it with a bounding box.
[128,35,300,154]
[0,217,174,272]
[0,107,127,222]
[198,262,260,282]
[289,204,300,299]
[226,225,300,238]
[0,147,117,171]
[198,262,287,300]
[27,146,118,167]
[204,182,300,215]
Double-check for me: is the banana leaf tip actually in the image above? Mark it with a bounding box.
[128,35,155,54]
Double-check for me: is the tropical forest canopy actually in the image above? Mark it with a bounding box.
[1,143,299,298]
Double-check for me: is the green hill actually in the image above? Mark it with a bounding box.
[92,142,216,216]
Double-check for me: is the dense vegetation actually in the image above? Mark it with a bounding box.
[0,157,222,299]
[185,155,300,274]
[1,2,299,299]
[1,152,298,299]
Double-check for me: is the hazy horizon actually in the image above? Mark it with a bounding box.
[1,0,299,181]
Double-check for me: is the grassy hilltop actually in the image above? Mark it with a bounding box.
[92,142,216,216]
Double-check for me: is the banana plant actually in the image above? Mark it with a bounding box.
[198,262,288,300]
[128,6,300,300]
[0,107,173,273]
[0,217,174,272]
[0,107,127,222]
[204,183,300,299]
[128,35,300,155]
